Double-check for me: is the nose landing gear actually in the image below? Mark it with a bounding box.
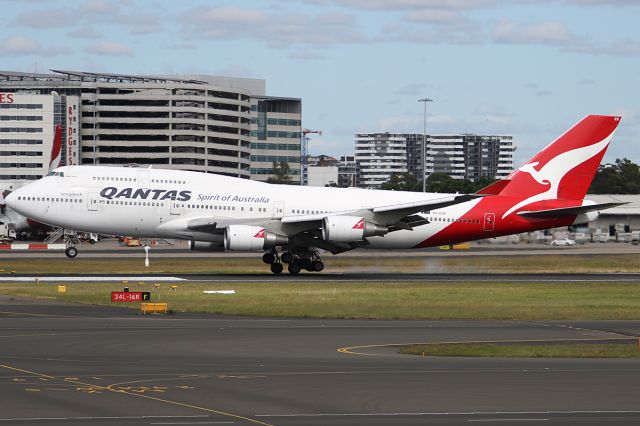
[64,230,79,259]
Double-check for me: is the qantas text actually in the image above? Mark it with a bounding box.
[100,187,192,201]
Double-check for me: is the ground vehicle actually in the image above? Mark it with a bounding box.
[550,238,576,246]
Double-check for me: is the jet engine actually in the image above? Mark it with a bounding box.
[224,225,288,251]
[322,216,388,243]
[188,240,225,252]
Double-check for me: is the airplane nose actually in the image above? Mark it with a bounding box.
[4,191,16,209]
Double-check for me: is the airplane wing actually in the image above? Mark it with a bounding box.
[517,202,627,219]
[281,193,481,227]
[159,193,483,253]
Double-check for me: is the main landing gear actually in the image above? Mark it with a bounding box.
[262,249,324,275]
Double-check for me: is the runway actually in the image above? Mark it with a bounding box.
[1,296,639,425]
[3,272,640,283]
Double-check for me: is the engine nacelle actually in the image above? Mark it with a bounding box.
[224,225,288,251]
[188,240,225,252]
[322,216,388,242]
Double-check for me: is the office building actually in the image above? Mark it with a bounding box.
[0,70,301,190]
[0,92,79,191]
[355,133,408,189]
[355,132,514,189]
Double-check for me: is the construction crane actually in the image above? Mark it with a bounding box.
[300,128,322,185]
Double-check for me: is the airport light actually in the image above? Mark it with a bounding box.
[417,98,433,193]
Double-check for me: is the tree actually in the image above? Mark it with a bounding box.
[381,173,421,191]
[381,172,496,193]
[266,161,293,184]
[589,158,640,194]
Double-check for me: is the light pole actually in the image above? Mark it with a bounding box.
[417,98,433,192]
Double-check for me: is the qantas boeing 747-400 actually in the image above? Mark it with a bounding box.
[4,115,625,274]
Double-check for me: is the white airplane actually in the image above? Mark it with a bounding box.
[5,115,623,274]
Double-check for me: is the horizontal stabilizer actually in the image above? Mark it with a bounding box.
[475,179,511,196]
[517,202,627,219]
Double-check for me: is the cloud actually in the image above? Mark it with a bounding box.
[67,26,103,39]
[492,20,577,45]
[14,1,162,36]
[568,38,640,57]
[79,0,113,14]
[404,9,468,25]
[15,8,74,28]
[306,0,499,10]
[179,6,368,48]
[84,41,133,56]
[0,36,66,57]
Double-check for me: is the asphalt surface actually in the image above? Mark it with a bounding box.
[1,295,640,425]
[3,272,640,283]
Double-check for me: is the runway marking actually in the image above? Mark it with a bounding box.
[0,415,211,422]
[0,363,274,426]
[337,337,636,356]
[150,423,234,425]
[0,311,81,318]
[256,410,640,418]
[0,276,186,282]
[468,420,549,422]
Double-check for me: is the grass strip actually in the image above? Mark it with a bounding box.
[1,281,640,320]
[400,342,640,358]
[1,253,640,275]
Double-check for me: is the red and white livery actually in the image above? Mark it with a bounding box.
[5,115,623,274]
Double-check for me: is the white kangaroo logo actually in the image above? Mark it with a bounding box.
[502,132,614,219]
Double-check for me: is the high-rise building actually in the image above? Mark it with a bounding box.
[0,70,301,191]
[356,132,514,189]
[0,92,79,191]
[250,97,302,182]
[355,133,408,189]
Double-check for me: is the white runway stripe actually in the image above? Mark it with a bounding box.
[0,276,185,282]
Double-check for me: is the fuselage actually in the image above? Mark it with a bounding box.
[5,165,579,249]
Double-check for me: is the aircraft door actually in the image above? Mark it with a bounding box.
[483,212,495,231]
[272,201,284,219]
[87,192,98,212]
[137,170,150,189]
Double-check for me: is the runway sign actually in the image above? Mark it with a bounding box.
[111,291,151,302]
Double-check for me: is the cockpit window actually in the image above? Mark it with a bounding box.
[46,171,64,177]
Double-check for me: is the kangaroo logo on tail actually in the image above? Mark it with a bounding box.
[502,118,618,219]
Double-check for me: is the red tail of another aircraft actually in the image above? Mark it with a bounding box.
[49,125,63,172]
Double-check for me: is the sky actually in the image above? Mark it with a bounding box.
[1,0,639,165]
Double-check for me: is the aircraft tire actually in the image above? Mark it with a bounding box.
[288,262,301,275]
[270,262,283,275]
[281,252,294,264]
[263,253,276,264]
[312,261,324,272]
[65,247,78,258]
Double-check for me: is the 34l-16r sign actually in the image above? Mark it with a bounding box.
[111,291,151,302]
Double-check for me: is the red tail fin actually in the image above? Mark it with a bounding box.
[496,115,620,219]
[495,115,620,201]
[49,125,62,171]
